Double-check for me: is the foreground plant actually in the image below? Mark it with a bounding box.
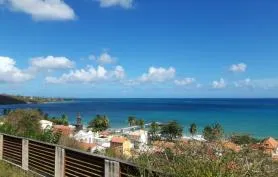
[133,141,278,177]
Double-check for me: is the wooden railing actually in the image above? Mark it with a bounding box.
[0,133,146,177]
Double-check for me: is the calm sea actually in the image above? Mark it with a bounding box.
[1,98,278,138]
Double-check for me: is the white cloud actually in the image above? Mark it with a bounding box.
[46,65,125,84]
[139,67,176,83]
[113,65,125,79]
[99,0,133,9]
[1,0,75,21]
[229,63,247,73]
[0,56,33,83]
[234,78,278,90]
[174,77,196,86]
[30,56,75,70]
[212,78,226,89]
[234,78,252,88]
[96,52,116,65]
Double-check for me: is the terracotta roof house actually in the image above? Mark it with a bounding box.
[110,136,132,157]
[53,125,74,136]
[261,137,278,154]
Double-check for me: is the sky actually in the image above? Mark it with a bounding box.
[0,0,278,98]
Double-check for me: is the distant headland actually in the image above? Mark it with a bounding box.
[0,94,71,105]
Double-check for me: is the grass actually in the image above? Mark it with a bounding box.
[0,160,36,177]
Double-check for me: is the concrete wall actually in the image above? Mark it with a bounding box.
[0,134,3,160]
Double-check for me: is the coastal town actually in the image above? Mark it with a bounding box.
[38,112,278,161]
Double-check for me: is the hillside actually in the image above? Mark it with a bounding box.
[0,95,26,105]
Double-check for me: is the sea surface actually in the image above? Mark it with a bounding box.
[1,98,278,138]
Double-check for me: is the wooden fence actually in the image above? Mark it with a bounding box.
[0,133,144,177]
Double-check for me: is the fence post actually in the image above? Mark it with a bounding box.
[55,146,65,177]
[105,160,120,177]
[22,139,29,171]
[0,134,3,160]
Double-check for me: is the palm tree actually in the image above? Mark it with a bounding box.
[189,123,197,137]
[149,122,160,141]
[137,119,145,129]
[128,116,136,126]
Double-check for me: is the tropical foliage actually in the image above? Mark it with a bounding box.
[189,123,197,137]
[134,141,278,177]
[149,121,160,141]
[0,109,61,144]
[161,121,183,141]
[88,114,110,132]
[203,123,224,141]
[230,134,260,145]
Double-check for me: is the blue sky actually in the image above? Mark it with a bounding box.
[0,0,278,98]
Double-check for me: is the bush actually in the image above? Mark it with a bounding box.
[133,141,278,177]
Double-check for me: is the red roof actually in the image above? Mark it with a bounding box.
[53,125,73,136]
[111,137,127,144]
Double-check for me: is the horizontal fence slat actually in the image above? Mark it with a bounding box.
[65,159,103,173]
[65,161,103,175]
[29,157,55,170]
[29,149,56,160]
[29,156,55,168]
[29,141,55,151]
[65,167,101,177]
[29,160,55,177]
[2,155,22,165]
[65,156,103,170]
[29,145,55,155]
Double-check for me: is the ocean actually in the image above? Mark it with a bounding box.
[1,98,278,139]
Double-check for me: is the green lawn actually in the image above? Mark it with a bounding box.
[0,160,35,177]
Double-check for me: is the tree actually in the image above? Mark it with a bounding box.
[189,123,197,137]
[161,121,183,141]
[128,116,136,126]
[230,134,259,145]
[0,109,61,144]
[3,109,43,137]
[149,122,160,141]
[61,114,69,126]
[203,123,224,141]
[88,115,110,132]
[136,119,145,129]
[2,109,11,116]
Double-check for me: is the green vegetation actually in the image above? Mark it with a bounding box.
[0,95,26,105]
[230,134,260,145]
[128,116,145,129]
[149,122,160,141]
[189,123,197,137]
[0,109,61,144]
[134,141,278,177]
[0,94,68,105]
[128,116,137,126]
[161,121,183,141]
[203,123,224,141]
[88,114,110,132]
[0,160,35,177]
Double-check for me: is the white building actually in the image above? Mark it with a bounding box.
[125,130,148,149]
[74,130,96,144]
[39,120,53,130]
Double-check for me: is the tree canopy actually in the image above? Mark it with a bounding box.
[88,114,110,132]
[0,109,60,143]
[189,123,197,137]
[203,123,224,141]
[161,121,183,141]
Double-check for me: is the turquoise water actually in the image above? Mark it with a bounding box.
[1,98,278,138]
